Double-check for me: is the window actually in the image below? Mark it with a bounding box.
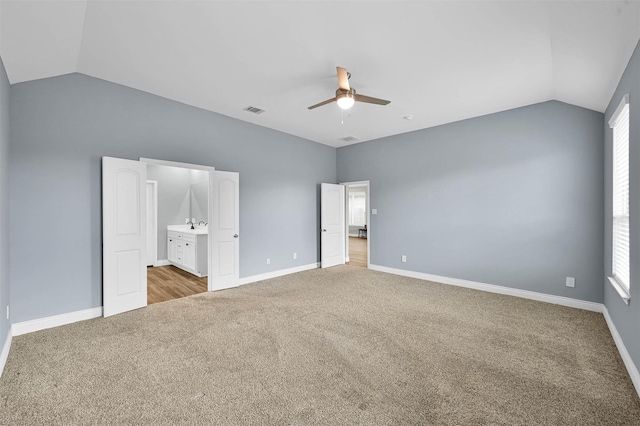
[348,192,366,226]
[609,94,630,303]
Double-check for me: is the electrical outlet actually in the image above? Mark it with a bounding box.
[401,255,407,263]
[293,252,297,260]
[372,209,378,215]
[266,258,271,265]
[566,277,575,288]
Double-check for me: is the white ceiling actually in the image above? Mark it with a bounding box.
[1,1,639,148]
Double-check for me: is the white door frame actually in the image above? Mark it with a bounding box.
[146,180,158,267]
[340,180,370,269]
[140,158,216,291]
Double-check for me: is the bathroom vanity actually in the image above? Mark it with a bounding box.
[167,225,208,277]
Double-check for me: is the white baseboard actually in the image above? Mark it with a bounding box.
[603,307,640,399]
[0,328,12,377]
[153,259,170,267]
[238,263,320,286]
[369,264,604,313]
[12,307,103,336]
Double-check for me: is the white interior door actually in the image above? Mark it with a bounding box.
[211,171,239,290]
[103,157,148,317]
[321,183,345,268]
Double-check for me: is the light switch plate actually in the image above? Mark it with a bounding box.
[566,277,575,288]
[372,209,377,215]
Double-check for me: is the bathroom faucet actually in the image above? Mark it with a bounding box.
[198,221,207,226]
[187,220,195,230]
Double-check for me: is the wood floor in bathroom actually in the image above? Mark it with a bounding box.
[147,265,208,305]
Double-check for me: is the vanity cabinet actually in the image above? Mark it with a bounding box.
[167,230,208,277]
[168,236,178,263]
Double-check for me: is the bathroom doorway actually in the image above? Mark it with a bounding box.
[145,163,210,305]
[342,181,370,268]
[102,156,240,317]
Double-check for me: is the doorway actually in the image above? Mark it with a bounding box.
[342,181,370,268]
[102,156,240,318]
[145,164,210,305]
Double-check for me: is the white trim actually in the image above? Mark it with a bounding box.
[607,276,630,305]
[140,157,215,172]
[12,307,103,336]
[0,328,12,377]
[238,263,320,286]
[153,259,171,267]
[146,180,158,267]
[603,306,640,399]
[369,264,604,313]
[609,94,630,128]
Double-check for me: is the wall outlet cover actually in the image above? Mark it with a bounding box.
[566,277,575,288]
[401,255,407,263]
[267,258,271,265]
[372,209,378,215]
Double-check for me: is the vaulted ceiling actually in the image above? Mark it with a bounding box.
[1,1,639,147]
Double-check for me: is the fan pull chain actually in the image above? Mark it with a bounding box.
[341,108,344,125]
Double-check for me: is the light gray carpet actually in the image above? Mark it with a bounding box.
[1,266,639,425]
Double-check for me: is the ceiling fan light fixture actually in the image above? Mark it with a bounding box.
[336,92,355,110]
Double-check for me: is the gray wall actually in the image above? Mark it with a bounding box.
[9,73,336,323]
[604,41,640,375]
[337,100,604,303]
[0,56,10,347]
[147,164,193,261]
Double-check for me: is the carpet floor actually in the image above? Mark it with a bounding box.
[1,266,639,425]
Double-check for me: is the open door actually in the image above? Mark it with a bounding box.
[210,171,240,290]
[102,157,148,317]
[321,183,345,268]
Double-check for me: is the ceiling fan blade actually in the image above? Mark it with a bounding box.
[354,94,390,106]
[308,97,336,110]
[337,67,350,91]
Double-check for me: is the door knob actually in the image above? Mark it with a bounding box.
[322,229,327,232]
[234,234,239,238]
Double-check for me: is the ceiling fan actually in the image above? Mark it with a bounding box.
[308,67,391,110]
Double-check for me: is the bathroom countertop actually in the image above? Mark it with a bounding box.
[167,225,208,235]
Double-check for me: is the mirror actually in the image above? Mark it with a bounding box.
[190,181,208,224]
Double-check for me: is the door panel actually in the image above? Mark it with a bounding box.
[116,250,142,295]
[211,171,239,290]
[103,157,148,317]
[321,183,345,268]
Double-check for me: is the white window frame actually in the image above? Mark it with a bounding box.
[607,94,631,304]
[348,191,367,227]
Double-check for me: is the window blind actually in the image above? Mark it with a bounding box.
[612,100,630,291]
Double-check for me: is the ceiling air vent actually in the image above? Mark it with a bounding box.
[243,106,266,115]
[339,136,360,143]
